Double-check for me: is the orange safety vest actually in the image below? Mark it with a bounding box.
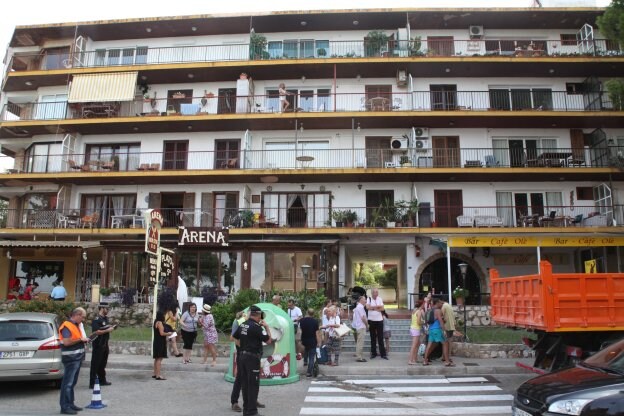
[59,321,84,358]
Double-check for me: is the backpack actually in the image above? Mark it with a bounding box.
[425,308,436,325]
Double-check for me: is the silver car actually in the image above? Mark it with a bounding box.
[0,312,64,386]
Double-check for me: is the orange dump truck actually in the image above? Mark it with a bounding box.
[490,260,624,372]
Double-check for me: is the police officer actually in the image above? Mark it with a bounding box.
[233,305,271,416]
[59,307,90,415]
[89,303,116,389]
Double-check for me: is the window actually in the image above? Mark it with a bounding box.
[81,194,137,228]
[488,88,553,110]
[576,187,593,200]
[93,47,148,66]
[36,94,68,120]
[163,141,188,170]
[566,83,584,95]
[166,89,193,113]
[214,192,239,227]
[106,251,147,291]
[25,143,62,173]
[262,192,330,227]
[43,47,70,70]
[215,139,240,169]
[178,251,241,293]
[560,34,577,46]
[86,143,140,171]
[267,39,329,59]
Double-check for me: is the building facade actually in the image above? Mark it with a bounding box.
[0,7,623,306]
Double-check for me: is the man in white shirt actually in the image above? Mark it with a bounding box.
[367,288,387,359]
[287,299,303,333]
[352,296,369,362]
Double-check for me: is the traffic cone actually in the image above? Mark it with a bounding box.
[85,376,107,409]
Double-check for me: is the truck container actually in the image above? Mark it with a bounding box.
[490,260,624,372]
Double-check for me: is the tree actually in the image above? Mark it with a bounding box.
[378,267,398,302]
[597,0,624,47]
[353,262,383,287]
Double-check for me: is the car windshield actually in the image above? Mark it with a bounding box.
[583,338,624,373]
[0,321,54,342]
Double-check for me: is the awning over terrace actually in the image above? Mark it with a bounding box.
[0,240,101,249]
[68,72,138,103]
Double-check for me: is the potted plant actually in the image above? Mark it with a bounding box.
[605,79,624,110]
[453,286,469,306]
[409,36,422,56]
[249,32,268,59]
[317,47,327,57]
[332,210,347,227]
[400,155,412,167]
[239,210,255,227]
[364,30,389,57]
[139,83,151,100]
[344,210,358,227]
[172,91,186,99]
[379,198,398,227]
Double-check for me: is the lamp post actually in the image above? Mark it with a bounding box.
[458,263,468,342]
[301,264,312,309]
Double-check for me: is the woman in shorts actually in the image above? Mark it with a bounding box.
[408,299,424,365]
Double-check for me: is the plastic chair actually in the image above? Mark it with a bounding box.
[484,155,499,167]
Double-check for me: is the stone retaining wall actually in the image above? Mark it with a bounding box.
[452,305,492,326]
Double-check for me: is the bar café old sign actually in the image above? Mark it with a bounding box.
[178,227,229,247]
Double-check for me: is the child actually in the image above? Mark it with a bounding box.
[382,310,391,354]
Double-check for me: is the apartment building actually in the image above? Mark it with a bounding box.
[0,7,622,306]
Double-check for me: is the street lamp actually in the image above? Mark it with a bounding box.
[458,263,468,342]
[301,264,312,309]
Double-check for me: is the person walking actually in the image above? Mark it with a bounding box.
[199,304,218,366]
[441,298,457,366]
[89,303,116,388]
[164,307,183,358]
[152,310,172,380]
[423,298,451,366]
[230,311,246,412]
[352,295,369,362]
[408,299,425,365]
[232,305,272,416]
[50,281,68,301]
[299,308,321,377]
[367,288,387,359]
[322,306,342,366]
[180,304,199,364]
[58,307,89,415]
[287,299,303,333]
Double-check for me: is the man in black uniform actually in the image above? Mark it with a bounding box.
[233,305,271,416]
[89,303,116,389]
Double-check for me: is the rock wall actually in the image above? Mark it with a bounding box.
[452,305,492,326]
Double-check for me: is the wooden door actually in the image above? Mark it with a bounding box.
[183,192,195,227]
[432,136,460,167]
[215,139,241,169]
[217,88,236,114]
[434,190,463,227]
[365,85,392,111]
[366,190,394,226]
[427,36,455,56]
[365,136,391,168]
[509,140,525,167]
[148,193,161,209]
[570,129,585,163]
[163,140,188,170]
[200,192,214,226]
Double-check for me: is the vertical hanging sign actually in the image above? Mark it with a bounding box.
[145,209,163,256]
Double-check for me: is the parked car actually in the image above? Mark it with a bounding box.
[513,337,624,416]
[0,312,63,386]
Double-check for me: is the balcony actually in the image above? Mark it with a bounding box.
[6,39,622,74]
[2,204,620,232]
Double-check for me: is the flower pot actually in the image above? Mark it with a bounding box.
[455,296,464,306]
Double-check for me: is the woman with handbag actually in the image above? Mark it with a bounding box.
[164,308,183,358]
[322,306,342,366]
[180,304,199,364]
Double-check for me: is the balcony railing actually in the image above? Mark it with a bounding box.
[8,145,618,174]
[1,90,617,122]
[6,38,622,72]
[3,205,620,231]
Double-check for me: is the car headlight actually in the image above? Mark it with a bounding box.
[547,399,592,415]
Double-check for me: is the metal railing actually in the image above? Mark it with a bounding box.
[1,90,617,122]
[4,204,622,231]
[6,38,621,72]
[8,145,618,174]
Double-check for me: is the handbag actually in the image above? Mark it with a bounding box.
[418,343,426,357]
[334,323,351,338]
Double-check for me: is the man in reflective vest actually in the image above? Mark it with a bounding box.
[59,307,90,415]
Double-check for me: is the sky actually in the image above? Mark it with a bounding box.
[0,0,612,57]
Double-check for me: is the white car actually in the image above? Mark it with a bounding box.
[0,312,64,386]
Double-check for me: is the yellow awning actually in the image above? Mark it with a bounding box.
[449,236,624,248]
[68,72,138,103]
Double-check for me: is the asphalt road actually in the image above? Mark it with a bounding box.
[0,369,534,416]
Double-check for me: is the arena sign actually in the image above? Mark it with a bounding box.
[178,227,229,247]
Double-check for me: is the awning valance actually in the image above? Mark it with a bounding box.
[0,241,100,249]
[68,72,138,103]
[448,236,624,248]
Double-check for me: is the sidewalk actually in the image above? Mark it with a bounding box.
[93,352,534,377]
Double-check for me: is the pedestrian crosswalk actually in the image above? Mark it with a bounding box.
[300,376,513,416]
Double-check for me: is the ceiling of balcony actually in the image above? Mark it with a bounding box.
[2,111,622,140]
[10,8,603,47]
[0,168,620,188]
[5,58,623,93]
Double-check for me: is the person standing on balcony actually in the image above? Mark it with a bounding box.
[278,83,293,112]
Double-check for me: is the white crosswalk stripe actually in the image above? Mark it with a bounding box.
[301,376,512,416]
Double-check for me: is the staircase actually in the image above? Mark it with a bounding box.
[339,318,412,353]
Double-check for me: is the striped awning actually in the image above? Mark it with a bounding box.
[0,241,100,249]
[68,72,138,103]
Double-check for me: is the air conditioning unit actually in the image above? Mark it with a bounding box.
[396,69,408,87]
[469,25,484,39]
[391,137,409,150]
[414,127,429,138]
[415,138,430,151]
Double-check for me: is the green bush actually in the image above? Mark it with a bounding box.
[212,302,234,333]
[9,300,83,322]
